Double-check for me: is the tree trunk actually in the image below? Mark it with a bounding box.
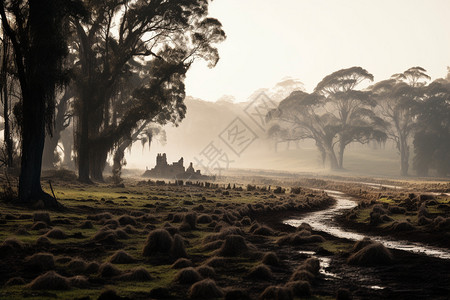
[89,146,107,182]
[399,136,409,176]
[77,102,91,182]
[42,89,72,169]
[1,32,13,167]
[18,90,57,206]
[327,150,339,170]
[337,137,345,169]
[112,142,127,185]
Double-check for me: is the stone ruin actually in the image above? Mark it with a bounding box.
[142,153,214,180]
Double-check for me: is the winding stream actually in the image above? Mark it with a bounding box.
[284,189,450,260]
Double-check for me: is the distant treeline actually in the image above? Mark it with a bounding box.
[267,66,450,177]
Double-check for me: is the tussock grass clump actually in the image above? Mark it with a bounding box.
[172,213,184,223]
[301,258,320,275]
[196,265,216,279]
[336,288,352,300]
[240,216,251,226]
[347,242,393,266]
[118,215,137,226]
[253,225,275,236]
[188,279,223,299]
[297,222,312,232]
[217,235,250,257]
[418,216,432,226]
[25,252,55,271]
[109,250,136,264]
[259,285,293,300]
[276,233,325,246]
[115,229,130,239]
[68,258,88,273]
[197,214,213,224]
[119,267,152,282]
[93,229,119,244]
[143,229,173,257]
[33,212,51,224]
[55,256,71,264]
[45,228,67,239]
[85,262,100,274]
[171,258,193,269]
[248,264,273,280]
[205,226,243,243]
[388,221,414,232]
[182,212,197,229]
[350,237,373,253]
[433,216,450,230]
[88,212,112,221]
[31,221,48,230]
[103,219,120,229]
[79,220,93,229]
[389,205,406,214]
[123,225,139,234]
[262,252,279,266]
[289,269,315,283]
[27,271,70,290]
[69,275,89,288]
[285,280,311,297]
[174,267,203,284]
[202,240,223,251]
[204,256,229,268]
[5,277,26,286]
[1,237,25,251]
[99,262,122,278]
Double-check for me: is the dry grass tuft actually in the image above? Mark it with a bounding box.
[248,264,273,280]
[31,221,48,230]
[171,258,193,269]
[188,279,223,299]
[33,212,51,224]
[99,262,123,278]
[217,235,249,257]
[347,242,393,266]
[27,271,70,290]
[196,265,216,279]
[5,277,26,286]
[119,267,152,282]
[285,280,311,297]
[69,275,89,288]
[68,258,88,273]
[174,267,203,284]
[45,228,67,239]
[259,285,293,300]
[262,252,279,266]
[143,229,173,257]
[109,250,136,264]
[25,252,55,271]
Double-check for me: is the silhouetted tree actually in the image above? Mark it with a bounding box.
[42,87,74,169]
[268,67,386,170]
[72,0,225,182]
[112,122,166,185]
[413,79,450,176]
[0,0,84,205]
[314,67,386,169]
[371,67,430,176]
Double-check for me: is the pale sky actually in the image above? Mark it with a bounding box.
[184,0,450,102]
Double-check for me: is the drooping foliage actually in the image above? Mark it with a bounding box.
[72,0,226,182]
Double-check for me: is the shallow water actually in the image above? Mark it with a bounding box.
[285,190,450,260]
